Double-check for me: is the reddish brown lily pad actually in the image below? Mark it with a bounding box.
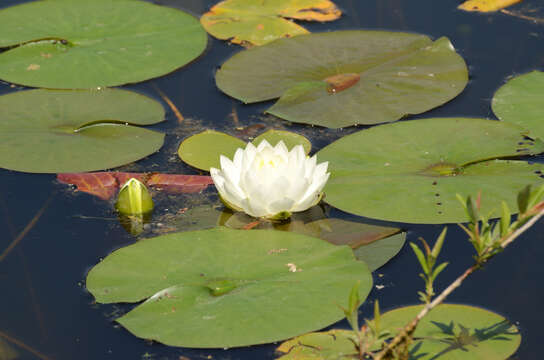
[57,172,213,200]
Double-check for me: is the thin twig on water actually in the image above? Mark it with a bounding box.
[0,193,55,263]
[152,83,184,123]
[0,330,54,360]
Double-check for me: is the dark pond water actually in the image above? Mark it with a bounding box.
[1,0,544,359]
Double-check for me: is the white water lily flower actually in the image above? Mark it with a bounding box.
[210,140,330,219]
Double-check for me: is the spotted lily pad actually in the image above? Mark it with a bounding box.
[216,31,468,128]
[86,227,372,348]
[0,0,207,88]
[276,304,521,360]
[178,129,311,171]
[492,71,544,141]
[317,118,544,223]
[0,89,165,173]
[201,0,341,47]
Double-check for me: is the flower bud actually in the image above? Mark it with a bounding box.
[115,178,154,215]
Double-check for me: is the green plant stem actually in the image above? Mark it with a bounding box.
[373,207,544,360]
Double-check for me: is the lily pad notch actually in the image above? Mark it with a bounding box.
[317,117,544,223]
[0,89,166,173]
[86,227,373,348]
[0,0,207,88]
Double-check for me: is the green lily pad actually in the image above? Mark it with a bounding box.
[200,0,341,47]
[253,129,311,154]
[352,232,405,271]
[86,227,372,348]
[317,118,544,223]
[177,129,311,171]
[215,31,468,128]
[219,211,404,270]
[492,71,544,140]
[276,304,521,360]
[380,304,521,360]
[0,0,207,88]
[288,218,405,270]
[178,130,246,171]
[0,89,165,173]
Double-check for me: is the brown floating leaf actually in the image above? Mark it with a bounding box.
[147,174,214,194]
[201,0,342,47]
[57,172,213,200]
[280,0,342,21]
[324,73,361,94]
[458,0,522,12]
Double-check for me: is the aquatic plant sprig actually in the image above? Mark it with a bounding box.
[340,285,390,360]
[373,184,544,360]
[409,228,448,304]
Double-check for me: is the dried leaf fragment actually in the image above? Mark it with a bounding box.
[201,0,341,46]
[458,0,522,12]
[57,172,213,200]
[26,64,40,70]
[280,0,341,21]
[324,73,360,94]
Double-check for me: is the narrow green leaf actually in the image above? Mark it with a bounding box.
[409,242,429,275]
[517,185,531,214]
[348,281,361,314]
[430,262,449,282]
[431,227,447,259]
[527,184,544,210]
[373,300,381,332]
[500,201,511,237]
[467,196,479,222]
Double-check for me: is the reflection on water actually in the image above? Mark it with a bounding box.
[1,0,544,359]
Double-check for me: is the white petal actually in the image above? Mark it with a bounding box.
[274,140,288,154]
[291,191,321,212]
[219,155,240,184]
[286,177,308,202]
[268,197,295,215]
[233,148,244,168]
[223,180,246,210]
[313,161,329,181]
[219,154,234,170]
[210,168,225,190]
[241,197,266,218]
[304,155,317,179]
[293,171,329,211]
[256,139,272,151]
[291,145,305,166]
[262,176,291,206]
[242,144,258,173]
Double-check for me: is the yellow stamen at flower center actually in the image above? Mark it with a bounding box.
[257,155,284,170]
